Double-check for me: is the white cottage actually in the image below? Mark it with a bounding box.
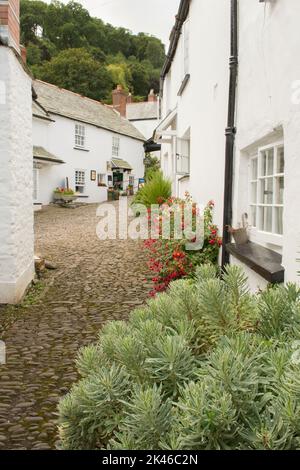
[158,0,300,290]
[32,80,145,208]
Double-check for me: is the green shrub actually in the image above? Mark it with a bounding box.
[58,266,300,450]
[133,171,171,207]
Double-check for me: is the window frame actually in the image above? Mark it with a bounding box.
[176,137,190,176]
[75,123,86,149]
[75,169,86,194]
[248,141,284,247]
[112,135,120,157]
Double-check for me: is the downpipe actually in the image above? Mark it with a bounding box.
[221,0,238,267]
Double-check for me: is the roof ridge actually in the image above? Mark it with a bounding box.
[34,79,138,121]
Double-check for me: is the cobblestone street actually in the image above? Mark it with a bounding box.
[0,202,151,450]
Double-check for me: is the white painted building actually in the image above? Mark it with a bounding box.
[126,90,160,142]
[0,0,34,304]
[158,0,300,290]
[111,85,161,159]
[32,80,145,207]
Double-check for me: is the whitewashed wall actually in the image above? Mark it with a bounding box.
[0,47,34,304]
[233,0,300,284]
[33,114,145,205]
[161,0,230,228]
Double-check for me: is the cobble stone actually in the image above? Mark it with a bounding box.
[0,201,150,449]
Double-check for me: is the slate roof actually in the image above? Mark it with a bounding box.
[33,80,145,142]
[33,146,65,164]
[126,101,158,121]
[32,100,53,121]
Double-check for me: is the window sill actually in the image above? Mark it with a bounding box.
[76,195,89,198]
[226,241,284,284]
[177,74,190,96]
[74,147,90,152]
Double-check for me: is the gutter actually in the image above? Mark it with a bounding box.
[159,0,190,114]
[221,0,239,267]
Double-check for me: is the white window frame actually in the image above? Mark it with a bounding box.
[75,169,86,194]
[98,173,107,186]
[176,137,190,176]
[75,123,86,149]
[249,141,284,246]
[112,136,120,157]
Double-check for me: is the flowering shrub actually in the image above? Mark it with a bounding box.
[54,187,75,196]
[144,195,221,296]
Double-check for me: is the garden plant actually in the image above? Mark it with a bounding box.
[58,265,300,450]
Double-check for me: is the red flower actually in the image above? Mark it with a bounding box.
[209,239,216,245]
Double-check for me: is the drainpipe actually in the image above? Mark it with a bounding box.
[221,0,238,267]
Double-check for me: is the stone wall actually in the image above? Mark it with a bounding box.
[0,46,34,303]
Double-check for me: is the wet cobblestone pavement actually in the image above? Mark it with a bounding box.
[0,202,150,450]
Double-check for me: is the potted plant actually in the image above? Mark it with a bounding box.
[53,187,77,203]
[228,213,249,245]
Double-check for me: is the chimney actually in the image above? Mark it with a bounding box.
[0,0,20,53]
[148,89,157,102]
[112,84,128,117]
[127,92,133,104]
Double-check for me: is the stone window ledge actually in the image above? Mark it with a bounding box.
[74,147,90,152]
[226,241,284,284]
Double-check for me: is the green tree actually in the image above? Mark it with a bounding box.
[32,48,114,101]
[20,0,165,100]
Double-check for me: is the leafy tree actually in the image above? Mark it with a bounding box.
[20,0,165,101]
[32,48,114,101]
[144,154,161,181]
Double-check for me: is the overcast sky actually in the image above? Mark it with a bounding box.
[44,0,180,47]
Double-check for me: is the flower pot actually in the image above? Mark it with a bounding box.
[231,227,248,245]
[53,193,77,203]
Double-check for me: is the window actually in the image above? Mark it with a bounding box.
[75,170,85,194]
[176,138,190,175]
[183,19,190,76]
[129,175,135,186]
[98,173,106,187]
[112,136,120,156]
[249,143,284,237]
[75,124,85,148]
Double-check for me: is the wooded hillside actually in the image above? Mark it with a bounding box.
[21,0,165,102]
